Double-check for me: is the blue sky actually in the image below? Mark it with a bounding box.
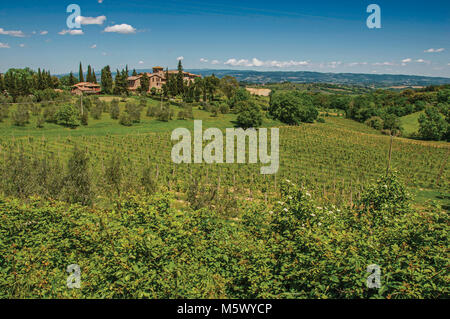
[0,0,449,76]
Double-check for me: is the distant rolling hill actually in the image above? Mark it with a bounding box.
[185,69,450,87]
[61,69,450,87]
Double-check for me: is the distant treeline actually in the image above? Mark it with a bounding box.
[188,69,450,87]
[0,68,59,101]
[279,85,450,141]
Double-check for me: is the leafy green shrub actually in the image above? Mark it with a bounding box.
[0,174,447,299]
[365,116,383,130]
[0,102,9,122]
[90,102,103,120]
[358,172,411,218]
[43,105,58,123]
[235,100,263,128]
[119,113,133,126]
[264,176,448,298]
[125,101,141,123]
[219,103,230,114]
[228,88,251,109]
[36,115,45,128]
[64,146,92,205]
[56,104,80,128]
[110,99,120,119]
[146,105,158,117]
[157,104,173,122]
[418,106,448,141]
[80,112,88,126]
[12,104,30,126]
[269,91,318,124]
[140,166,157,194]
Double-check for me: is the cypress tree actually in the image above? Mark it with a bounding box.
[87,65,92,83]
[101,66,113,94]
[132,69,137,76]
[69,72,77,86]
[43,70,51,89]
[0,73,5,92]
[92,69,97,84]
[177,60,184,95]
[113,69,120,95]
[37,68,44,90]
[121,69,129,95]
[79,62,84,82]
[139,73,149,94]
[20,74,30,95]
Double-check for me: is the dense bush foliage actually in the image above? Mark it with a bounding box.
[269,91,318,124]
[235,100,263,128]
[12,104,30,126]
[365,116,384,130]
[418,106,448,141]
[56,104,80,128]
[0,174,447,298]
[335,85,450,139]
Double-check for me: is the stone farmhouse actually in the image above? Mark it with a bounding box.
[127,66,201,93]
[71,82,101,95]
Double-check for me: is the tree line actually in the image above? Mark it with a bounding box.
[0,68,59,102]
[298,85,450,140]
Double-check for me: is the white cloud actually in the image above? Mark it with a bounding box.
[224,57,310,68]
[415,59,430,63]
[200,58,208,63]
[91,44,97,49]
[401,58,412,63]
[328,61,342,68]
[0,28,25,37]
[76,15,107,25]
[139,61,144,64]
[59,29,84,35]
[224,58,250,66]
[104,24,136,34]
[372,61,395,66]
[251,58,264,67]
[270,60,310,68]
[40,31,48,35]
[0,42,10,48]
[424,48,445,53]
[211,60,220,65]
[102,52,107,56]
[98,0,104,3]
[19,43,25,48]
[177,56,184,61]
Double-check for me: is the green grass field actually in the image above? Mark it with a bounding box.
[400,111,423,136]
[0,96,280,137]
[0,97,448,209]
